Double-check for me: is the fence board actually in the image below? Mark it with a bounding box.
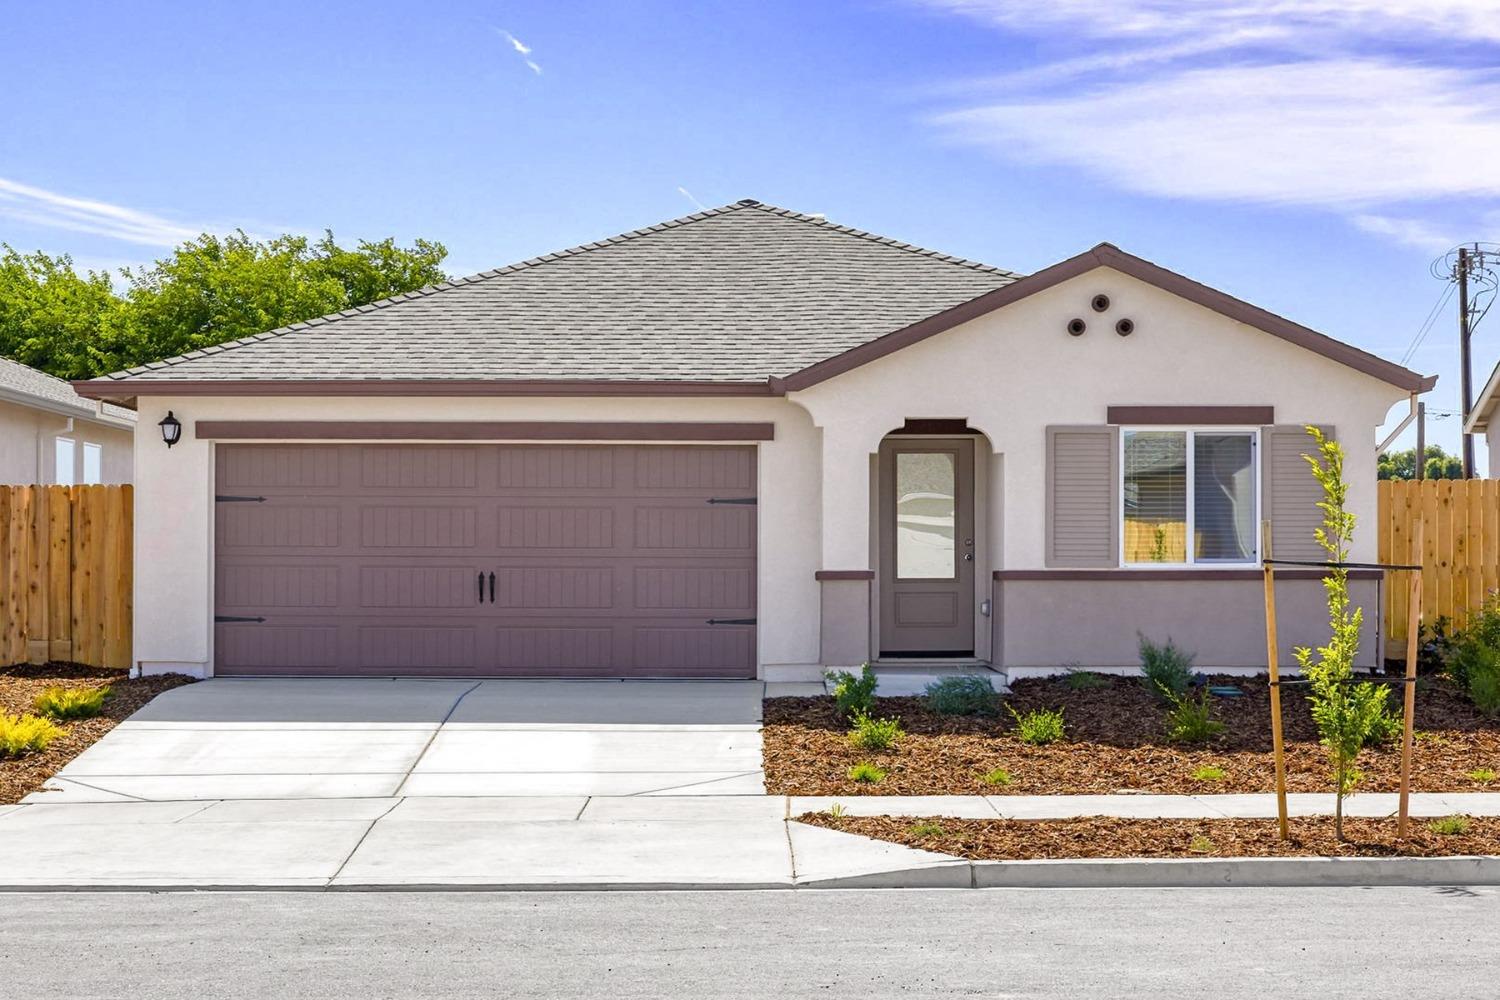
[1381,479,1500,651]
[0,485,132,669]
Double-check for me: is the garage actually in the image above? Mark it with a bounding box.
[212,443,758,677]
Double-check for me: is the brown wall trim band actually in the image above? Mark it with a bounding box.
[995,568,1382,582]
[74,378,778,402]
[1106,405,1274,425]
[195,420,777,442]
[815,570,876,581]
[887,419,976,435]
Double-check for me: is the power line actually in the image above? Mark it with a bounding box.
[1400,281,1455,366]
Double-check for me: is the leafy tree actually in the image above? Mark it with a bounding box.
[1295,426,1392,841]
[1377,445,1463,481]
[0,231,447,379]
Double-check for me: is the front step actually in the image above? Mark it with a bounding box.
[826,662,1009,697]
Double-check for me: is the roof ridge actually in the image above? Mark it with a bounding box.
[0,354,83,390]
[101,199,1022,380]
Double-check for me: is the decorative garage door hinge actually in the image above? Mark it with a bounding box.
[215,615,266,623]
[215,495,267,503]
[706,618,756,626]
[706,497,757,505]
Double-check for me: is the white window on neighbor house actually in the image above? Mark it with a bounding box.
[83,442,102,485]
[1121,428,1259,566]
[54,437,76,486]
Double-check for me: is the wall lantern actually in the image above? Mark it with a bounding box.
[158,411,182,448]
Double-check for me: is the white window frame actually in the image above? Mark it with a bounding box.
[82,442,102,485]
[54,436,76,487]
[1118,426,1260,569]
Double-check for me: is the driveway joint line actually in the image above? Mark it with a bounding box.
[44,777,152,803]
[393,681,484,798]
[327,796,406,885]
[170,801,222,823]
[573,797,591,821]
[623,771,764,797]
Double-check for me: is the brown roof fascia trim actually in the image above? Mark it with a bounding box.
[778,245,1436,394]
[73,378,780,400]
[195,420,776,442]
[815,570,875,581]
[994,568,1382,582]
[1106,405,1273,425]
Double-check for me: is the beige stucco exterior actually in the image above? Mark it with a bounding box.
[128,264,1409,679]
[0,398,133,486]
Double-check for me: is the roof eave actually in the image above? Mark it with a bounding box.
[72,378,782,405]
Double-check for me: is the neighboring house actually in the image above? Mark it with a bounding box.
[0,356,134,486]
[1465,362,1500,475]
[75,200,1435,681]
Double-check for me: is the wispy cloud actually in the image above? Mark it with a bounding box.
[677,186,707,211]
[497,29,542,75]
[0,176,205,247]
[914,0,1500,250]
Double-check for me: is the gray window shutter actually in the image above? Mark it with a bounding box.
[1261,424,1333,561]
[1046,426,1119,567]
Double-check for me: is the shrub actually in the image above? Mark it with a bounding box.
[1139,634,1195,698]
[33,685,110,720]
[1366,705,1405,746]
[1006,704,1065,746]
[1192,765,1226,782]
[1467,768,1497,783]
[982,767,1013,786]
[1065,670,1109,691]
[923,675,998,716]
[1428,815,1470,836]
[826,664,878,719]
[1161,686,1226,744]
[1188,835,1215,854]
[847,761,887,784]
[1441,597,1500,716]
[0,713,65,757]
[908,821,945,839]
[847,712,904,751]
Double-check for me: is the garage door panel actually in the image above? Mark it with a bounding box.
[492,566,616,609]
[496,446,616,490]
[358,565,484,609]
[634,625,754,677]
[492,626,615,671]
[217,504,342,550]
[633,566,755,610]
[217,445,345,490]
[496,505,615,549]
[633,505,754,551]
[358,504,479,549]
[632,446,754,492]
[217,563,341,609]
[356,625,478,671]
[360,445,480,490]
[216,623,341,672]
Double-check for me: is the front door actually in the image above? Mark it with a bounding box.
[877,438,975,656]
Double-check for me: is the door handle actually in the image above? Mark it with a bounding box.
[478,572,485,604]
[488,572,496,604]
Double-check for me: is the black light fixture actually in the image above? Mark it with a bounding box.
[158,410,182,448]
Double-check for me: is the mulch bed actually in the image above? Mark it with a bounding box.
[763,673,1500,796]
[796,813,1500,859]
[0,663,195,804]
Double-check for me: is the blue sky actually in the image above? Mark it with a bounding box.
[2,0,1497,457]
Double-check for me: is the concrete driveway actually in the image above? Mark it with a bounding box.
[32,678,766,802]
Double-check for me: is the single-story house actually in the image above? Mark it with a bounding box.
[75,200,1435,681]
[1464,361,1500,474]
[1,356,134,486]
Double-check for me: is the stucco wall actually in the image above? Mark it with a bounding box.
[0,399,133,485]
[130,395,822,678]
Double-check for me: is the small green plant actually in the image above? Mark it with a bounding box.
[982,767,1013,786]
[1428,814,1471,836]
[1161,685,1226,744]
[847,761,887,784]
[847,712,904,751]
[1467,768,1497,783]
[1192,765,1227,782]
[825,664,878,719]
[827,802,847,818]
[1188,834,1215,855]
[1139,634,1195,698]
[923,675,998,716]
[1065,670,1109,691]
[1366,705,1405,746]
[0,712,66,757]
[33,685,111,720]
[1149,523,1170,563]
[908,821,945,839]
[1006,703,1065,746]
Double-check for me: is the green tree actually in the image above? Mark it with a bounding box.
[0,231,448,379]
[1377,445,1463,481]
[1296,426,1393,841]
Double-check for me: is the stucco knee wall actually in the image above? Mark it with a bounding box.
[995,576,1381,671]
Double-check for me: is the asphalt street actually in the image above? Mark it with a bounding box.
[5,886,1497,998]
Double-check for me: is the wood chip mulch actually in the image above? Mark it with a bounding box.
[0,664,195,804]
[763,674,1500,796]
[795,813,1500,859]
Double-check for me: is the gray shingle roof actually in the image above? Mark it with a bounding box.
[0,356,134,424]
[101,200,1019,383]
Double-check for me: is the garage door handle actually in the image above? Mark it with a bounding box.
[488,572,496,604]
[477,572,485,604]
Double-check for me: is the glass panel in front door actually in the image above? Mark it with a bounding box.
[895,451,956,579]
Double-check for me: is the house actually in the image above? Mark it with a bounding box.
[0,356,134,486]
[74,200,1435,681]
[1464,362,1500,475]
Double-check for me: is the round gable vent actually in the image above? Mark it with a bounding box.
[1067,318,1087,336]
[1116,318,1135,336]
[1091,294,1110,312]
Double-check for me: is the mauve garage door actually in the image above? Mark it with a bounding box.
[213,443,757,677]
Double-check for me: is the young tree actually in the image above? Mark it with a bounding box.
[1296,426,1392,840]
[1377,445,1463,481]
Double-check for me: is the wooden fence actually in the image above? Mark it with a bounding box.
[0,485,132,669]
[1378,478,1500,647]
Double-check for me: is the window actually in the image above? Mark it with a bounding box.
[82,443,102,485]
[895,451,956,578]
[54,437,75,486]
[1122,429,1257,566]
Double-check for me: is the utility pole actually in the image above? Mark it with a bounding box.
[1460,246,1475,478]
[1416,401,1426,480]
